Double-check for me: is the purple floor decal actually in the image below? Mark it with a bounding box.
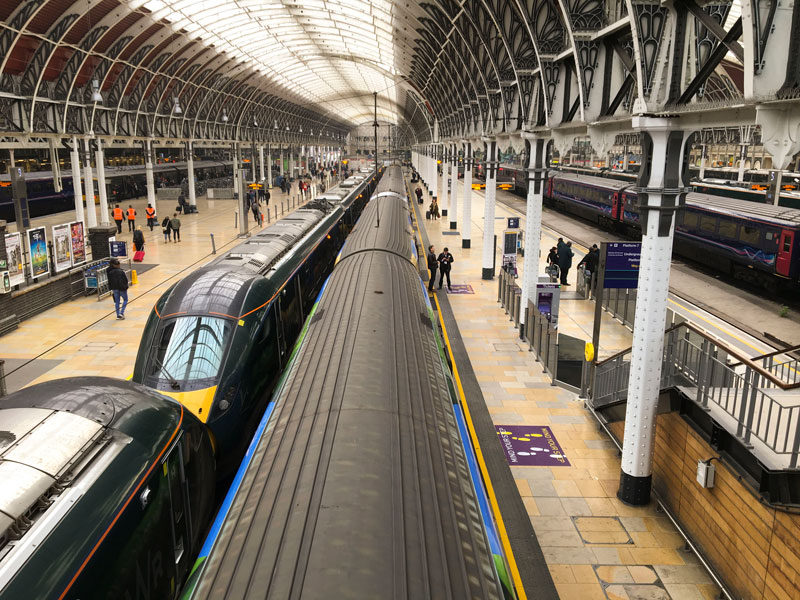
[446,284,474,294]
[495,425,570,467]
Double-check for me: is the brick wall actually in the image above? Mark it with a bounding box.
[608,413,800,600]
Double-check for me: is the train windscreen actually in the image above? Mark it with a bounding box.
[146,316,233,389]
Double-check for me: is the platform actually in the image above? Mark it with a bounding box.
[412,174,722,600]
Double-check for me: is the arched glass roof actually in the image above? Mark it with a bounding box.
[134,0,406,124]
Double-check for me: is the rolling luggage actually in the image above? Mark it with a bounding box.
[133,250,145,262]
[426,210,431,220]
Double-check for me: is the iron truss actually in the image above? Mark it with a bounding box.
[2,0,799,148]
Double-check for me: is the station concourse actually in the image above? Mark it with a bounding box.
[4,1,800,599]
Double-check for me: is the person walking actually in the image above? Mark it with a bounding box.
[557,240,574,286]
[145,204,156,231]
[437,247,454,291]
[127,205,136,232]
[133,226,145,252]
[170,213,182,242]
[113,204,124,233]
[264,187,270,206]
[107,258,129,320]
[427,245,438,292]
[162,215,172,242]
[178,192,186,214]
[251,196,262,226]
[429,198,440,220]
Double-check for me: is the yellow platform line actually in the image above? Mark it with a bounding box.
[432,293,528,600]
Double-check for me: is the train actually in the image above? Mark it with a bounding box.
[131,172,379,475]
[546,172,800,289]
[0,377,216,600]
[0,160,232,223]
[180,165,515,599]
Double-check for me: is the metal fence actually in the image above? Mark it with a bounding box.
[591,321,800,468]
[497,268,522,327]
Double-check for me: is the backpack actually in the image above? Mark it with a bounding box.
[161,216,170,228]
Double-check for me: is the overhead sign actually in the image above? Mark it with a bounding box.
[604,242,641,289]
[248,183,263,189]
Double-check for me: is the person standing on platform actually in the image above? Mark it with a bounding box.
[161,216,172,242]
[170,213,181,242]
[145,204,156,231]
[127,205,136,232]
[437,247,454,291]
[113,205,124,233]
[415,186,423,204]
[577,244,600,287]
[557,240,574,286]
[264,187,270,207]
[427,245,438,292]
[133,226,145,253]
[178,192,186,214]
[107,258,129,320]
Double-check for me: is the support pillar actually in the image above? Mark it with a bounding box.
[699,144,706,180]
[187,142,197,206]
[450,143,458,230]
[267,144,273,188]
[462,141,472,248]
[520,136,548,329]
[482,138,499,280]
[430,145,438,203]
[440,145,449,218]
[95,139,109,225]
[145,139,156,209]
[49,139,62,193]
[82,137,97,228]
[70,136,84,224]
[279,147,285,177]
[619,118,690,506]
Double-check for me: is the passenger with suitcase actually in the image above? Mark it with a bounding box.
[415,186,423,204]
[429,199,440,220]
[133,226,145,254]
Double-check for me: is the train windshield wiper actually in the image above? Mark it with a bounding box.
[151,356,181,390]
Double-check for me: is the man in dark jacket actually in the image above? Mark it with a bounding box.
[427,245,438,292]
[557,240,574,286]
[107,258,129,320]
[577,244,600,287]
[437,247,454,291]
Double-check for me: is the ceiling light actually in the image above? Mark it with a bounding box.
[221,108,228,123]
[91,80,103,104]
[274,119,278,130]
[173,97,182,115]
[253,116,258,127]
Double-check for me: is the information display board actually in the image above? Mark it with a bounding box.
[604,242,641,289]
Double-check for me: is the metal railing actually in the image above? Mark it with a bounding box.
[524,299,559,380]
[497,267,522,324]
[591,321,800,468]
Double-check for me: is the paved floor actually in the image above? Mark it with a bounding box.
[1,181,316,391]
[416,175,721,600]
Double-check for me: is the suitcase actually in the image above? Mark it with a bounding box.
[426,210,431,220]
[133,250,145,262]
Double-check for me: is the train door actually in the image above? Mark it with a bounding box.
[611,193,619,220]
[777,229,795,276]
[164,440,192,593]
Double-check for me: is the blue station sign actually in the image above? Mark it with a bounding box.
[604,242,641,289]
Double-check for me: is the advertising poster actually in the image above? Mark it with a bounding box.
[4,232,24,286]
[70,221,86,266]
[27,227,49,279]
[52,223,71,272]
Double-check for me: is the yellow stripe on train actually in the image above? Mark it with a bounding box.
[158,386,218,423]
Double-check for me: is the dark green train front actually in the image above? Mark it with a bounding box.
[132,175,377,474]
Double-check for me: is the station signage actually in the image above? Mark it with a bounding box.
[603,242,641,289]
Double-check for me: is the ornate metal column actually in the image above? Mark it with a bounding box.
[70,136,84,224]
[145,139,157,210]
[450,142,458,230]
[461,141,472,248]
[187,142,197,207]
[482,137,499,279]
[519,135,548,333]
[440,144,449,218]
[95,139,109,225]
[266,144,273,188]
[82,137,97,228]
[619,117,690,505]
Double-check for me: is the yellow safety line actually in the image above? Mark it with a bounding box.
[432,293,528,600]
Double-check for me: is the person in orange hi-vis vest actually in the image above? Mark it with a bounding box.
[145,204,156,231]
[127,205,136,232]
[113,205,124,234]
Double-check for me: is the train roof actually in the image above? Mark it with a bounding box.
[0,378,185,596]
[551,171,632,190]
[188,170,501,598]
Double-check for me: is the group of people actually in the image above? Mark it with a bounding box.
[546,238,600,287]
[426,245,455,291]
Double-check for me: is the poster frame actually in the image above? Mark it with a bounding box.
[52,223,72,272]
[4,232,25,287]
[27,226,49,279]
[69,221,86,267]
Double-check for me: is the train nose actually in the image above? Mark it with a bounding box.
[158,386,218,423]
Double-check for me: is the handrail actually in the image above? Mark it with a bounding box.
[595,321,800,391]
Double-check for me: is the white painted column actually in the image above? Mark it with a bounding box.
[737,143,747,182]
[187,142,196,206]
[699,145,706,180]
[95,139,109,225]
[70,136,84,224]
[482,138,498,279]
[145,139,156,209]
[82,137,97,228]
[449,144,458,230]
[440,146,449,217]
[279,147,285,177]
[49,139,62,192]
[266,144,273,188]
[430,146,438,202]
[520,136,547,329]
[462,141,472,248]
[259,144,265,182]
[619,118,688,506]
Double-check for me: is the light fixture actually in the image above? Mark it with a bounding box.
[299,125,303,133]
[221,108,228,123]
[285,125,289,131]
[253,116,258,127]
[274,119,278,130]
[91,79,103,103]
[173,96,182,115]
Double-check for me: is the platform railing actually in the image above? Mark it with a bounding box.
[524,300,558,380]
[591,321,800,468]
[497,268,521,324]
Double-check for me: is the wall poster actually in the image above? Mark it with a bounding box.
[27,226,48,279]
[52,223,71,272]
[70,221,86,266]
[4,232,24,286]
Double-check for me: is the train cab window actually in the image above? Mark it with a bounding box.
[740,226,760,245]
[148,316,233,386]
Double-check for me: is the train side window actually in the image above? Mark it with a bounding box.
[766,232,774,241]
[699,216,717,234]
[682,212,699,229]
[740,226,760,245]
[718,220,738,240]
